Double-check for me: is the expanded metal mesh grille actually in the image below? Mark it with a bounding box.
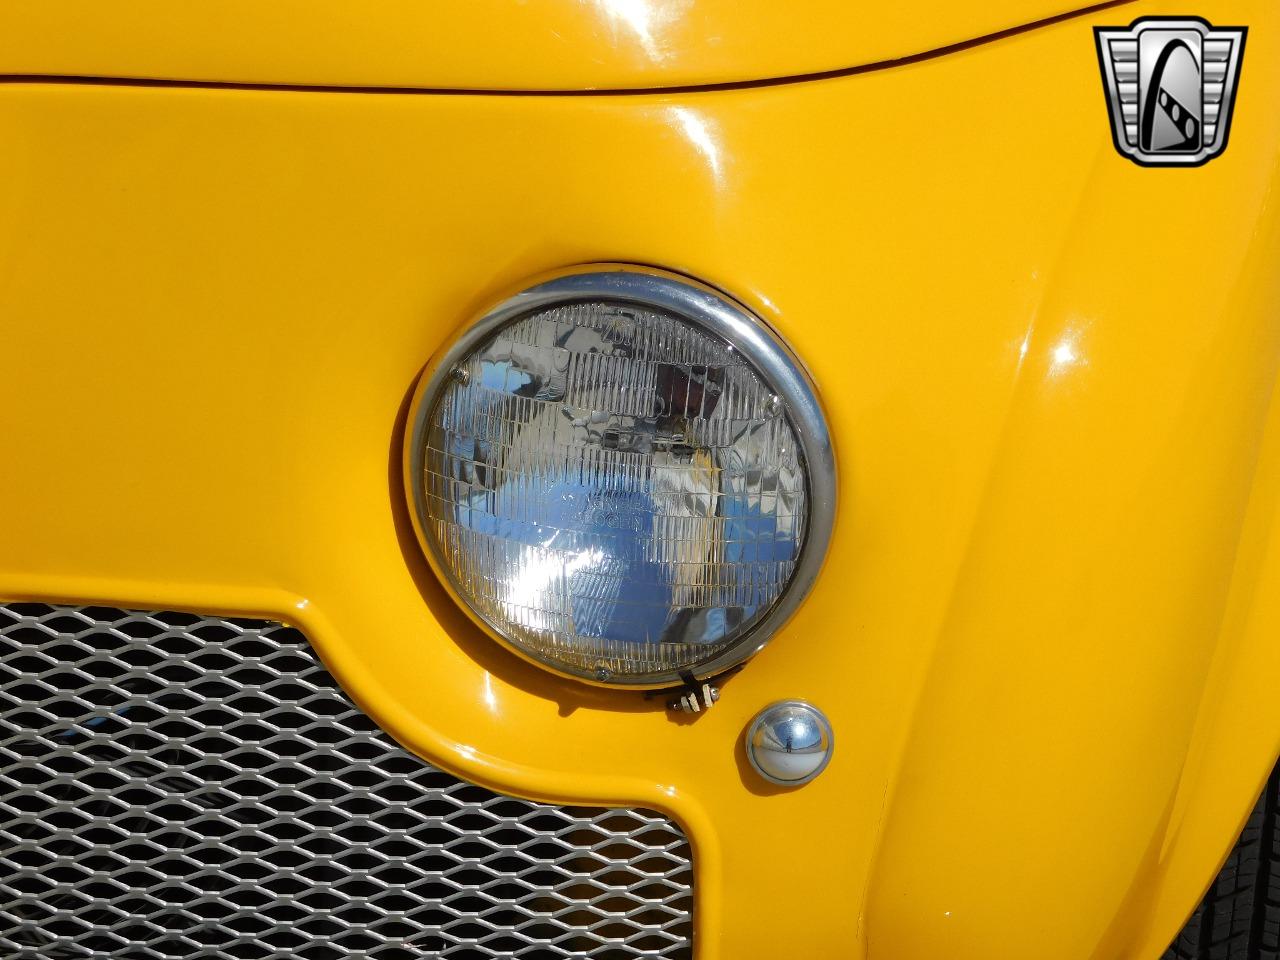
[0,603,694,959]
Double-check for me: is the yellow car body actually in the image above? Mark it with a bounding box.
[2,1,1279,957]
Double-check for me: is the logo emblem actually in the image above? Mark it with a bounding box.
[1095,17,1246,166]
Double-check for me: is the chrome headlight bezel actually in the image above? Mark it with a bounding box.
[405,266,836,688]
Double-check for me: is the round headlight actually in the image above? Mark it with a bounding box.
[406,268,834,687]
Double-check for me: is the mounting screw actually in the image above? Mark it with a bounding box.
[668,683,719,714]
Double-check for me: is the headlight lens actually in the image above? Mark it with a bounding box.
[407,269,834,686]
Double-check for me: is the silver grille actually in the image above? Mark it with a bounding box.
[0,604,694,958]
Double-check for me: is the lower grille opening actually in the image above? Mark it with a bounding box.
[0,603,694,959]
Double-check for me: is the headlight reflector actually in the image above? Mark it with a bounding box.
[407,269,834,686]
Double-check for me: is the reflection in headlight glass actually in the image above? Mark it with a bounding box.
[421,301,808,681]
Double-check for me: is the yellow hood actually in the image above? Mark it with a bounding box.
[0,0,1129,91]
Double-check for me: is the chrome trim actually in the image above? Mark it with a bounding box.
[745,699,835,786]
[405,265,837,688]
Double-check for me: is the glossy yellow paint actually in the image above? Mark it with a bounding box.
[1,1,1279,957]
[0,0,1115,91]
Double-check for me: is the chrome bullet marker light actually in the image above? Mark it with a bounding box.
[406,268,836,687]
[746,701,834,786]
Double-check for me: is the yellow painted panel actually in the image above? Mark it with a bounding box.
[0,2,1278,957]
[0,0,1126,91]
